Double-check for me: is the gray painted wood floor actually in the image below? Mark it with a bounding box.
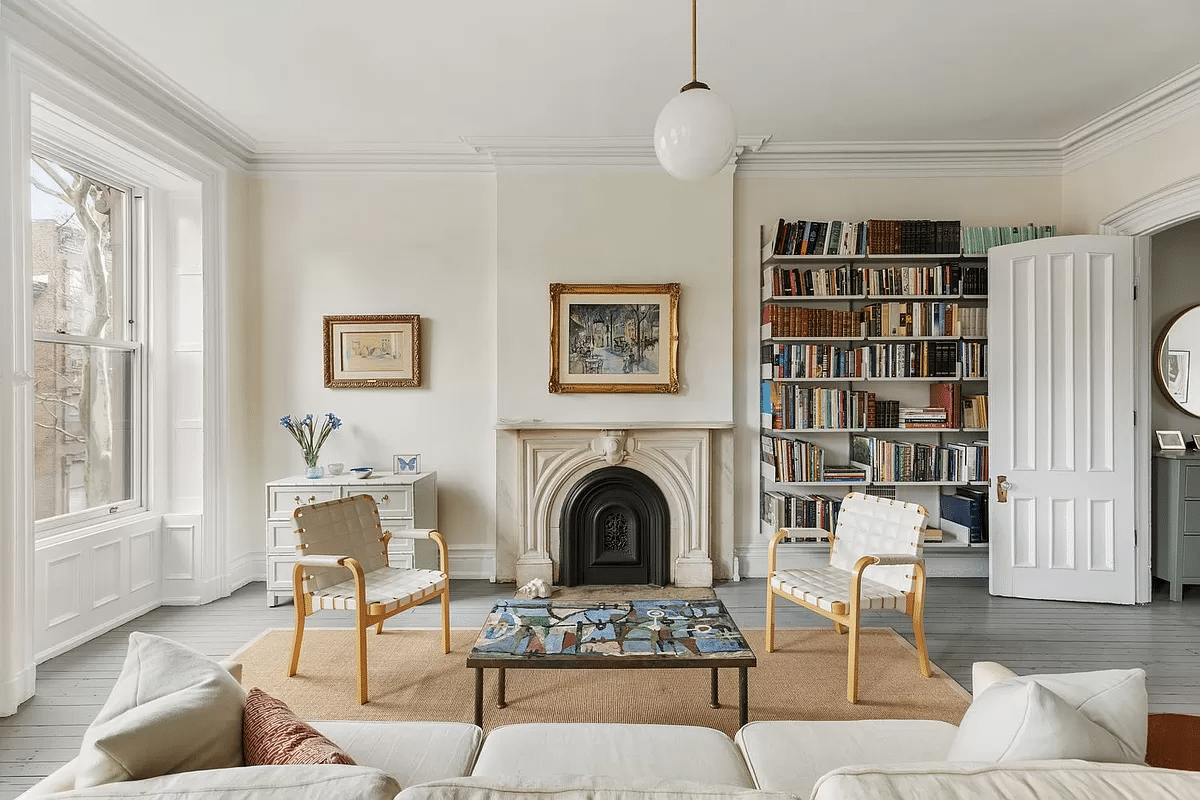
[3,578,1198,798]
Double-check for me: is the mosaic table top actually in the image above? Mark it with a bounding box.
[465,598,756,668]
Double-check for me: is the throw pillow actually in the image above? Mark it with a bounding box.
[243,687,356,766]
[948,680,1131,763]
[74,632,246,789]
[948,666,1148,764]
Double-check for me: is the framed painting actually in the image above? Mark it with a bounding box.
[323,314,421,388]
[549,283,680,394]
[1168,349,1190,403]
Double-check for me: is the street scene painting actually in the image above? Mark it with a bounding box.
[549,283,680,394]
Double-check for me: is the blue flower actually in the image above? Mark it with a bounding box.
[279,415,292,428]
[326,412,342,430]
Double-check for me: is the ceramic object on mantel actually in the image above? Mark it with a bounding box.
[350,467,374,479]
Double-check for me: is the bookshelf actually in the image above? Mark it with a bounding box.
[759,220,994,572]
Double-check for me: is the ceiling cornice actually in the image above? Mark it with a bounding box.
[7,0,1200,177]
[4,0,256,169]
[1060,64,1200,173]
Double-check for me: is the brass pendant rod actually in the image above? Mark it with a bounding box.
[691,0,698,83]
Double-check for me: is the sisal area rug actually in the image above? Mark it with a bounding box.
[232,627,968,736]
[518,584,717,602]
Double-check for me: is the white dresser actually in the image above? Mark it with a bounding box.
[264,471,438,606]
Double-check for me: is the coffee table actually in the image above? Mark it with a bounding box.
[466,598,757,727]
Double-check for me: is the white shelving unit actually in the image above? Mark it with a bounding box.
[758,224,990,577]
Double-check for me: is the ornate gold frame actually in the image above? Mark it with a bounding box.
[549,282,680,394]
[323,314,421,388]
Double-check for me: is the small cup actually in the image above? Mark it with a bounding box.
[327,462,345,475]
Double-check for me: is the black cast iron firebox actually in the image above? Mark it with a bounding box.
[559,466,670,586]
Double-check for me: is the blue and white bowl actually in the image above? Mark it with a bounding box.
[349,466,374,479]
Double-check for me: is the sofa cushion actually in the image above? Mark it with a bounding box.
[309,720,483,785]
[948,667,1147,763]
[74,632,246,789]
[736,719,959,796]
[809,759,1200,800]
[34,764,400,799]
[471,723,754,788]
[243,688,355,766]
[395,775,803,799]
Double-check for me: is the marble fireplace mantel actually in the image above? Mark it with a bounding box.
[494,422,734,589]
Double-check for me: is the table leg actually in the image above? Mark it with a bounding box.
[497,667,507,709]
[474,668,483,727]
[710,667,719,709]
[739,667,749,727]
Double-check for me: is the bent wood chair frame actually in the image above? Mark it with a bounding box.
[765,492,932,703]
[287,495,450,704]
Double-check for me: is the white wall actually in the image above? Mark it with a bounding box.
[495,169,735,424]
[252,173,497,562]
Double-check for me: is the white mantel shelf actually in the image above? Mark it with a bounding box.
[495,420,735,430]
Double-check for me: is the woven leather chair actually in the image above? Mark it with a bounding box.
[287,494,450,704]
[765,492,931,703]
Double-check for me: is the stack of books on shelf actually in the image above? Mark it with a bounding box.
[761,491,841,539]
[771,219,868,257]
[928,382,962,428]
[921,527,944,543]
[940,487,988,543]
[900,407,949,428]
[961,224,1057,255]
[962,394,989,428]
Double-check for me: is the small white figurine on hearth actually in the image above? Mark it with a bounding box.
[516,577,553,599]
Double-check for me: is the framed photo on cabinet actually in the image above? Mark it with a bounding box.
[393,454,422,474]
[323,314,421,388]
[548,282,680,394]
[1157,430,1186,451]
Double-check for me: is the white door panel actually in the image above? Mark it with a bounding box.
[989,235,1137,603]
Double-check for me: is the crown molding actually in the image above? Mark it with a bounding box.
[249,142,493,173]
[736,139,1063,177]
[4,0,256,169]
[460,135,770,171]
[1061,64,1200,174]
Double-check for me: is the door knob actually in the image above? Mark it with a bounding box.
[997,476,1012,503]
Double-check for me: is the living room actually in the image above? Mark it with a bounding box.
[3,1,1200,797]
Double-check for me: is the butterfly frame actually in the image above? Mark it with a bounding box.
[393,453,422,474]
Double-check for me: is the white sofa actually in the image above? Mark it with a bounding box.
[19,640,1200,800]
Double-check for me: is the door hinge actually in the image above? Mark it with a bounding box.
[1134,529,1138,546]
[1134,410,1137,426]
[1133,284,1138,300]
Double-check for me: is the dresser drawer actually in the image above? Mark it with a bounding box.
[346,485,413,516]
[267,520,300,552]
[265,555,296,591]
[268,486,341,519]
[1184,534,1200,580]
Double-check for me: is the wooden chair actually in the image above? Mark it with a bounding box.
[287,494,450,704]
[765,492,931,703]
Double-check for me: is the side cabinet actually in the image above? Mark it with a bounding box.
[264,471,438,606]
[1153,453,1200,601]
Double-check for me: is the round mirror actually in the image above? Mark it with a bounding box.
[1156,305,1200,416]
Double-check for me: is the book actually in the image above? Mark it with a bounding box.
[941,492,986,543]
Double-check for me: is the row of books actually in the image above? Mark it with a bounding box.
[760,381,987,431]
[764,262,988,298]
[866,219,963,255]
[772,219,870,256]
[761,491,840,537]
[762,341,987,379]
[961,224,1057,255]
[760,436,869,484]
[850,435,990,483]
[940,487,988,543]
[762,302,986,339]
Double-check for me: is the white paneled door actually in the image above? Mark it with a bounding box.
[989,235,1137,603]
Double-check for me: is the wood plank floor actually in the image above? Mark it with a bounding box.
[2,578,1197,798]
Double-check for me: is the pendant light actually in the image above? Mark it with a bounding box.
[654,0,737,180]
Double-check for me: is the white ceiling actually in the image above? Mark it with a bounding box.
[54,0,1200,151]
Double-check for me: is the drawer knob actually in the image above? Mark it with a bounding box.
[294,495,301,503]
[381,494,389,502]
[309,495,316,503]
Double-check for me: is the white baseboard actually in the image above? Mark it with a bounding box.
[449,544,495,581]
[35,599,161,663]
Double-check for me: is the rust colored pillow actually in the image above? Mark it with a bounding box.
[243,687,356,766]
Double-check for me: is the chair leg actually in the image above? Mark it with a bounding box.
[911,566,932,678]
[835,622,847,635]
[375,620,384,634]
[288,596,307,678]
[847,608,863,704]
[356,610,369,705]
[440,589,451,654]
[765,585,776,653]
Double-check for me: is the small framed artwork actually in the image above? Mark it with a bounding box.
[548,282,680,394]
[1156,430,1186,451]
[1192,434,1200,450]
[323,314,420,388]
[393,453,422,474]
[1167,349,1190,402]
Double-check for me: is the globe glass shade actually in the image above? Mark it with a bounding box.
[654,86,737,180]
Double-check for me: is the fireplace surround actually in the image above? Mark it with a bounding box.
[495,423,734,588]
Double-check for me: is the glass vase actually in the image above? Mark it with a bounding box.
[304,465,324,479]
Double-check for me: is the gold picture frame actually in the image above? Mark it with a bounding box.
[323,314,421,388]
[549,283,680,394]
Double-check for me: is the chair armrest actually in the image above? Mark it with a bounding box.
[854,553,925,568]
[388,529,449,573]
[295,554,349,567]
[388,528,438,540]
[768,528,831,574]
